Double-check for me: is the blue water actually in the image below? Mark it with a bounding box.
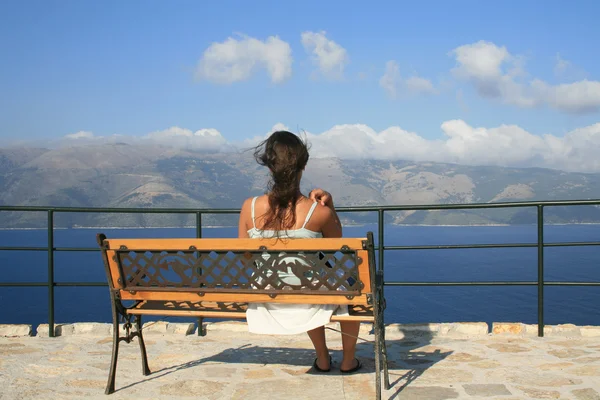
[1,224,599,327]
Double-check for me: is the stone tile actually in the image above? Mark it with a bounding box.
[342,375,376,400]
[548,339,587,347]
[548,348,590,358]
[232,378,339,400]
[492,323,525,335]
[388,323,441,336]
[447,322,488,336]
[446,352,484,362]
[463,383,511,397]
[393,386,459,399]
[167,323,196,335]
[0,324,31,337]
[506,371,582,387]
[569,365,600,376]
[0,342,25,349]
[574,356,600,363]
[65,379,105,389]
[486,343,530,353]
[416,368,474,384]
[25,364,83,378]
[471,360,502,369]
[0,346,41,355]
[549,324,581,337]
[159,380,226,399]
[142,321,170,334]
[204,366,237,378]
[581,326,600,337]
[281,367,308,376]
[536,362,574,371]
[572,388,600,400]
[206,321,249,332]
[244,368,275,379]
[516,386,561,399]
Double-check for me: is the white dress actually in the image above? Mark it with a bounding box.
[245,197,349,335]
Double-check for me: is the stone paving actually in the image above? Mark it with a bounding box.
[0,322,599,399]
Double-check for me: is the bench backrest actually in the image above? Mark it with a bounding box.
[97,233,376,306]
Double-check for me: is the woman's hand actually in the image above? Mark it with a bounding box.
[309,188,334,208]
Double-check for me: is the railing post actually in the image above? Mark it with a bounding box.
[47,210,55,337]
[378,209,384,273]
[195,211,205,336]
[537,205,544,337]
[196,212,202,239]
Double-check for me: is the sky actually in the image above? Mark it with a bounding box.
[1,0,600,172]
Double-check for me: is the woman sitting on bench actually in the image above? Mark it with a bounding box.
[237,130,362,374]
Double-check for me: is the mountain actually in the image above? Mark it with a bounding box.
[1,143,599,228]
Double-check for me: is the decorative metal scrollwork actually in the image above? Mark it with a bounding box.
[116,248,361,294]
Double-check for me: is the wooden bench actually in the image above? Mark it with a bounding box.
[97,232,389,399]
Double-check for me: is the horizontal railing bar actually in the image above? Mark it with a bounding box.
[2,243,599,252]
[0,282,47,286]
[55,282,107,286]
[385,281,537,286]
[0,247,48,251]
[54,247,99,252]
[2,281,598,287]
[0,282,107,287]
[543,242,600,247]
[385,281,600,286]
[544,282,600,286]
[383,242,600,250]
[384,243,537,250]
[1,199,599,214]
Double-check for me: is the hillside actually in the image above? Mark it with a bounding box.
[1,143,599,227]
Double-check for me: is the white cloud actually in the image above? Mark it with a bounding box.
[379,61,400,98]
[270,122,290,133]
[195,34,292,84]
[405,76,436,94]
[300,120,600,172]
[301,31,348,79]
[554,53,572,77]
[451,40,600,114]
[146,127,228,150]
[379,60,436,98]
[65,131,95,140]
[57,121,600,173]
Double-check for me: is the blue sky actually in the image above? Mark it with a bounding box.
[1,1,600,171]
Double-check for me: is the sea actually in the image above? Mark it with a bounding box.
[1,224,599,328]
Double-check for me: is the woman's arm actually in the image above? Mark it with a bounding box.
[310,189,342,238]
[238,198,252,238]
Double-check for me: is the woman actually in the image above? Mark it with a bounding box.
[238,130,362,374]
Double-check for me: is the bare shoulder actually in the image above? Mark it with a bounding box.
[241,197,254,210]
[305,203,335,229]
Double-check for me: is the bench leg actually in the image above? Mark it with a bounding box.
[381,324,390,390]
[197,317,206,336]
[135,315,151,376]
[105,305,120,395]
[374,321,382,400]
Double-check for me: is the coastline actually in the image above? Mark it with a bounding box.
[2,222,600,230]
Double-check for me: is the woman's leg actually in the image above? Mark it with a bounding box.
[340,321,360,370]
[307,326,330,369]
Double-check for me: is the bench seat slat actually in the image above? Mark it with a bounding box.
[105,237,366,251]
[126,301,375,322]
[119,291,370,305]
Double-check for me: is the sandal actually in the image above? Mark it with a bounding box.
[313,355,332,372]
[340,358,362,374]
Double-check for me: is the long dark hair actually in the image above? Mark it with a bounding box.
[253,130,310,231]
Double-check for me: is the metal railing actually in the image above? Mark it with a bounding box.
[1,199,600,337]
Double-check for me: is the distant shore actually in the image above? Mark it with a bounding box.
[2,222,600,230]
